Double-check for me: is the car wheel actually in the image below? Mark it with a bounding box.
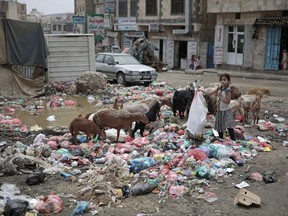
[117,73,127,86]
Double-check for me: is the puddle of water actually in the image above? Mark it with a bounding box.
[12,96,107,129]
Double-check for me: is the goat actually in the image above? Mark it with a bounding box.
[203,86,241,115]
[69,114,106,144]
[247,88,270,99]
[132,101,161,137]
[112,98,121,110]
[172,89,194,119]
[122,103,149,114]
[230,99,244,117]
[240,94,261,124]
[86,109,149,142]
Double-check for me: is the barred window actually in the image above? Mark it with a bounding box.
[119,0,128,17]
[130,0,137,17]
[146,0,157,16]
[171,0,184,15]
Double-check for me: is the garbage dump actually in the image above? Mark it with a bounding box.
[0,80,287,215]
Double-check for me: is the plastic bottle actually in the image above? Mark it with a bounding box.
[130,183,157,196]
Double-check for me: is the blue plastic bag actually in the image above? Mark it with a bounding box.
[129,157,156,173]
[71,201,89,216]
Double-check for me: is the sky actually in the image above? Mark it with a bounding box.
[18,0,74,15]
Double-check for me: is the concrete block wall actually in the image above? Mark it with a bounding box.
[207,0,288,13]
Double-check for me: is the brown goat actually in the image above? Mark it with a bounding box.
[240,94,261,124]
[86,109,149,142]
[247,88,270,99]
[113,98,121,110]
[69,115,106,144]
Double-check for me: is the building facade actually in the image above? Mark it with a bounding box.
[27,9,74,34]
[0,0,26,20]
[207,0,288,71]
[104,0,216,70]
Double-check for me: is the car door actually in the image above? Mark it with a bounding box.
[95,54,105,72]
[102,55,116,80]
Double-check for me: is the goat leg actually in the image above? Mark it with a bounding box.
[116,129,120,143]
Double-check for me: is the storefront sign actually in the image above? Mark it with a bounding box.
[87,14,104,42]
[72,16,85,24]
[105,0,116,13]
[118,17,137,31]
[214,25,224,64]
[149,24,160,32]
[104,13,113,29]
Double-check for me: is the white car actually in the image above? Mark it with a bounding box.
[95,53,158,86]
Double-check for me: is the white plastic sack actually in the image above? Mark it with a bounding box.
[105,128,127,142]
[186,91,208,138]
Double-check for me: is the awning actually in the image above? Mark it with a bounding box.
[254,16,288,27]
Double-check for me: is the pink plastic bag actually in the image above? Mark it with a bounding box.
[169,185,185,198]
[131,137,150,147]
[35,193,63,214]
[187,149,207,161]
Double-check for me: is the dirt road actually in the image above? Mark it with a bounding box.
[158,71,288,97]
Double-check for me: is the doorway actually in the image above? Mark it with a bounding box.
[227,25,244,65]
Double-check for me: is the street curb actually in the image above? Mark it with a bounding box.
[184,68,288,82]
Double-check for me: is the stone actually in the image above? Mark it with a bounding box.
[76,71,108,94]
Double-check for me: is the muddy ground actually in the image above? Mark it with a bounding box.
[1,71,288,216]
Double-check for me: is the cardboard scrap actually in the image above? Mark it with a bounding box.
[234,189,261,206]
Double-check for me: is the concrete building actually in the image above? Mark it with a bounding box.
[207,0,288,72]
[98,0,216,70]
[75,0,94,33]
[27,9,74,34]
[0,0,26,20]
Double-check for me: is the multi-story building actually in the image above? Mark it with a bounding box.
[99,0,216,69]
[75,0,94,33]
[207,0,288,72]
[27,9,74,34]
[0,0,26,20]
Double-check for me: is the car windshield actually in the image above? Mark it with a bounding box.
[113,55,140,65]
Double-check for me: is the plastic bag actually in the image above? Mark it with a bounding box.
[4,199,29,216]
[71,201,90,216]
[130,183,156,196]
[186,91,208,139]
[35,193,63,214]
[129,157,156,173]
[25,169,46,185]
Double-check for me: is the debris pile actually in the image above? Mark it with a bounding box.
[0,82,287,215]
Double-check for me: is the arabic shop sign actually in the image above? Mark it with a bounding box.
[87,14,104,42]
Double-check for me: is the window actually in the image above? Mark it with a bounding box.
[104,55,114,64]
[130,0,137,17]
[146,0,157,16]
[171,0,184,15]
[95,54,104,63]
[119,0,128,17]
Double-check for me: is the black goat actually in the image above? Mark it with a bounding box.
[132,101,160,137]
[172,89,194,119]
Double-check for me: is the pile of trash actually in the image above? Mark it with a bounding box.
[125,38,167,72]
[0,82,287,215]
